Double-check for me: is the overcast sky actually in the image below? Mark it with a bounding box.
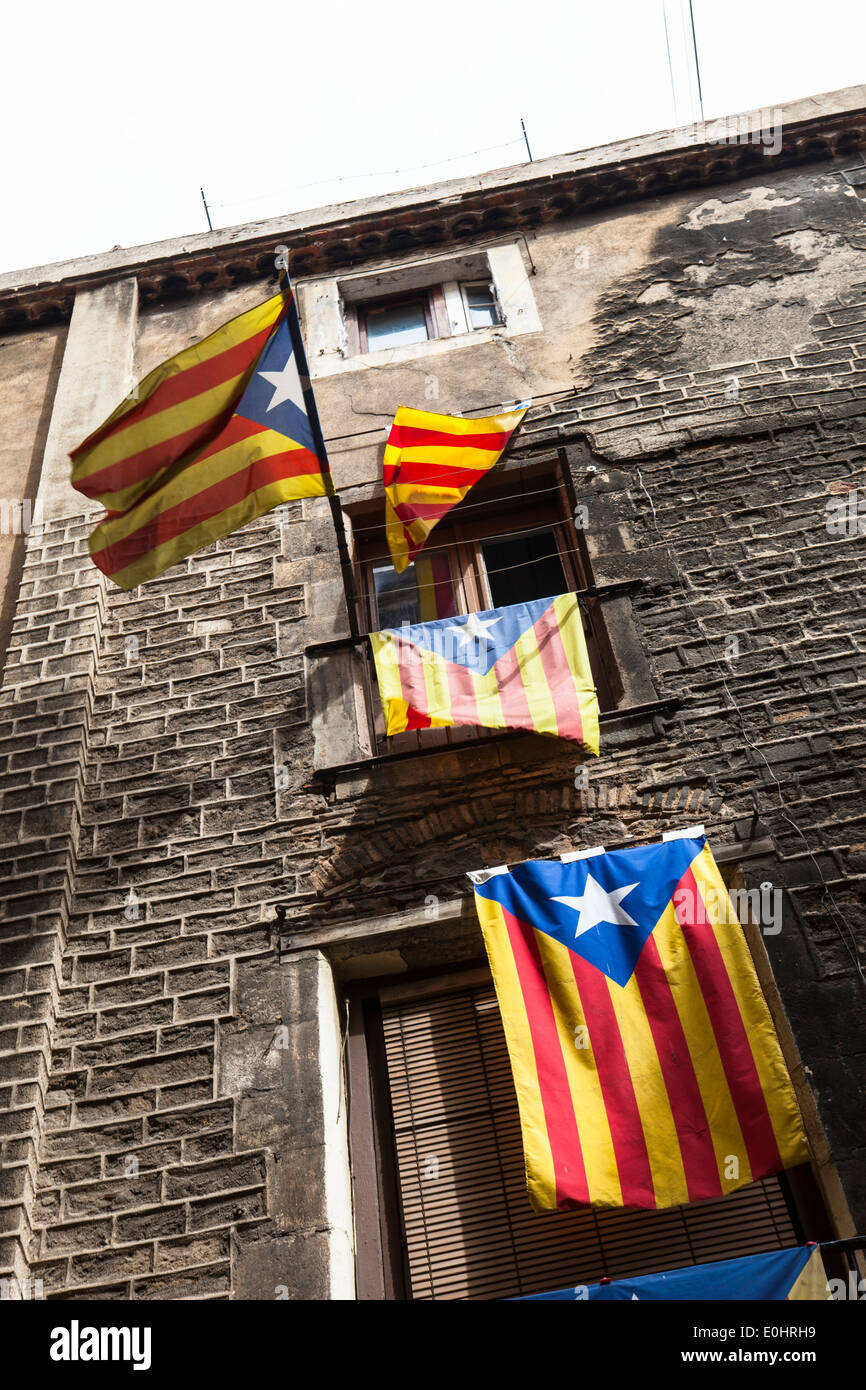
[2,0,864,275]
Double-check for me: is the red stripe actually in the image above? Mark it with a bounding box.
[74,408,239,500]
[390,636,434,729]
[388,425,513,451]
[568,950,656,1207]
[91,433,322,576]
[675,867,784,1179]
[501,906,589,1208]
[384,460,491,489]
[632,935,723,1201]
[71,317,281,460]
[531,602,584,743]
[443,659,480,728]
[491,642,534,732]
[392,500,454,526]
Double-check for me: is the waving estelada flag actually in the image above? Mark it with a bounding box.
[471,835,809,1213]
[369,592,599,752]
[515,1245,829,1301]
[70,279,329,589]
[384,405,526,574]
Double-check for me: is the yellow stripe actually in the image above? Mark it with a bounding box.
[475,893,558,1212]
[393,405,526,437]
[534,932,622,1207]
[89,429,307,548]
[553,593,600,754]
[691,847,809,1168]
[608,964,690,1207]
[415,556,437,621]
[471,661,505,730]
[653,902,751,1193]
[101,473,326,590]
[419,645,453,727]
[73,367,254,503]
[369,632,409,735]
[384,497,410,574]
[74,291,285,459]
[513,623,558,735]
[391,444,506,470]
[788,1248,830,1300]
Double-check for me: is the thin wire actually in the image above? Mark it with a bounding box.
[347,479,567,539]
[324,384,580,446]
[212,138,525,211]
[366,532,589,595]
[633,468,865,985]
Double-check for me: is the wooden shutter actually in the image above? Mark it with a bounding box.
[381,981,798,1301]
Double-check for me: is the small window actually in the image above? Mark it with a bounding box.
[356,290,444,354]
[362,296,431,351]
[351,460,623,753]
[482,528,566,608]
[462,281,501,330]
[348,970,812,1300]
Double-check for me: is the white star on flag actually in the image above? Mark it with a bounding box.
[450,611,502,648]
[258,347,307,414]
[552,873,640,940]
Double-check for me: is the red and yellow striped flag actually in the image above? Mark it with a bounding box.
[384,405,526,573]
[472,836,809,1212]
[70,285,329,589]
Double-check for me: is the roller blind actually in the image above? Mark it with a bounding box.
[381,981,798,1301]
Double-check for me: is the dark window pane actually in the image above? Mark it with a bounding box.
[365,299,429,349]
[481,528,567,608]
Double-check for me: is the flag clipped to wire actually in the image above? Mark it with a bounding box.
[384,404,527,574]
[369,592,599,752]
[471,835,810,1213]
[70,264,330,589]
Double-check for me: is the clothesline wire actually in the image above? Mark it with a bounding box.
[211,138,526,212]
[362,533,589,597]
[346,479,570,540]
[323,384,582,447]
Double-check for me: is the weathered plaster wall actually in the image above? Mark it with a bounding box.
[0,326,66,678]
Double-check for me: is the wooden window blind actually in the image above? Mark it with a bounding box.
[380,981,799,1301]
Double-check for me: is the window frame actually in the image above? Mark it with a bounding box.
[460,279,502,330]
[350,454,621,754]
[345,945,828,1301]
[352,287,448,355]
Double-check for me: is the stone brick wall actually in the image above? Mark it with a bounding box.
[1,164,865,1298]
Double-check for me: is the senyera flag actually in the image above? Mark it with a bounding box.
[384,404,526,574]
[471,835,809,1212]
[369,592,599,753]
[70,276,329,589]
[515,1245,829,1301]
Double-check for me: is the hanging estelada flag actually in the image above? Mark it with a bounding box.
[515,1245,829,1301]
[384,404,527,574]
[70,272,330,589]
[369,592,599,752]
[471,834,809,1213]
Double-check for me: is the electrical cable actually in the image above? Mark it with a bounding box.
[211,138,526,212]
[346,479,569,539]
[323,383,582,447]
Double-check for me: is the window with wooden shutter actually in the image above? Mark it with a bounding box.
[368,974,805,1301]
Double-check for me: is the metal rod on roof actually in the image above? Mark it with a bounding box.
[200,187,213,232]
[521,117,533,163]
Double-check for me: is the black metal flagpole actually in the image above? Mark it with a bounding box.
[274,246,360,638]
